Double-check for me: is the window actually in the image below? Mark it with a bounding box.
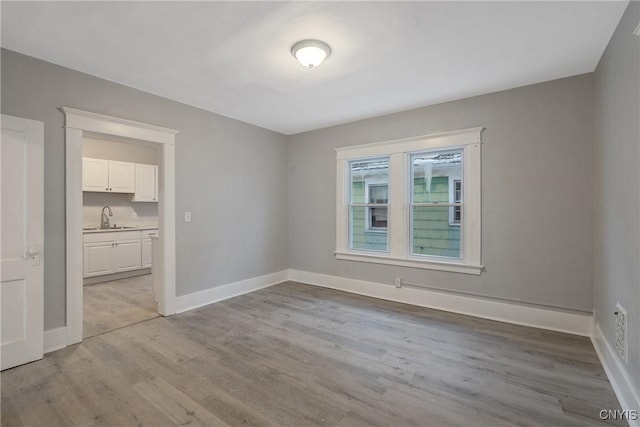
[349,158,389,251]
[411,150,462,258]
[335,127,482,275]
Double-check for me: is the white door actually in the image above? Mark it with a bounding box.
[1,114,44,370]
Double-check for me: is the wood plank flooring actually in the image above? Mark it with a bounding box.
[1,281,623,426]
[83,274,159,338]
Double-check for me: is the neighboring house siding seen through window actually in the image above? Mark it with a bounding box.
[335,127,483,275]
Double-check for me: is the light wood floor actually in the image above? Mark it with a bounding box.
[83,274,159,338]
[2,281,622,426]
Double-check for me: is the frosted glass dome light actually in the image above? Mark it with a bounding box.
[291,40,331,68]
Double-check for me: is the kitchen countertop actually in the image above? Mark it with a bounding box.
[82,225,158,234]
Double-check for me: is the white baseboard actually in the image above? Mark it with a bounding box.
[288,269,593,336]
[592,323,640,426]
[175,269,289,313]
[44,327,68,354]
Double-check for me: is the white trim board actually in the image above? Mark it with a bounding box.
[288,269,593,336]
[176,270,289,313]
[43,327,68,354]
[592,323,640,427]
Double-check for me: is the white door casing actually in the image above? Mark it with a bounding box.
[1,114,44,370]
[63,107,177,345]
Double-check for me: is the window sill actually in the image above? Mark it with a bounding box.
[335,251,483,275]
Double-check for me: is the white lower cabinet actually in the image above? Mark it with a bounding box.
[141,229,157,269]
[84,242,114,277]
[113,239,142,272]
[83,229,156,278]
[141,238,152,268]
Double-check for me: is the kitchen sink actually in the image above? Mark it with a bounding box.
[82,226,138,231]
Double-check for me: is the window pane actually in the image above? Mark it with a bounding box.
[412,151,462,203]
[350,158,389,203]
[368,184,388,203]
[412,206,461,258]
[350,158,389,251]
[369,206,387,229]
[351,206,388,251]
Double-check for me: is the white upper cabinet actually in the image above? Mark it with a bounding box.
[82,157,109,192]
[108,160,136,193]
[131,164,158,202]
[82,157,135,193]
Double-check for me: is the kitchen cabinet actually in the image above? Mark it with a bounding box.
[131,164,158,202]
[82,157,135,193]
[113,239,143,272]
[83,231,142,278]
[141,238,152,268]
[141,230,157,268]
[82,157,109,192]
[83,229,158,278]
[83,241,113,277]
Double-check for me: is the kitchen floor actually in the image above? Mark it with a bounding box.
[83,274,159,338]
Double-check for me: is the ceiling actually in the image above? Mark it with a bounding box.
[1,1,628,135]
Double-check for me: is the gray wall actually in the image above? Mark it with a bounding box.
[1,49,289,330]
[288,74,594,312]
[594,2,640,398]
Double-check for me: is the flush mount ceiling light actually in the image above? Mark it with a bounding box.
[291,39,331,68]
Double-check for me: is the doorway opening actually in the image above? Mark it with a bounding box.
[63,108,177,345]
[81,134,161,338]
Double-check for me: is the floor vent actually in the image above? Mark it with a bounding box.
[614,303,628,364]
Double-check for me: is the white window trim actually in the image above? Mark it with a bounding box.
[335,127,483,275]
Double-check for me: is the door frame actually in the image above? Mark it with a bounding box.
[62,107,177,345]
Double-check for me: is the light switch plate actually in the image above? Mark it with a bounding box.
[184,211,192,223]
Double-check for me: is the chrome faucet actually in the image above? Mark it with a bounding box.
[100,206,113,229]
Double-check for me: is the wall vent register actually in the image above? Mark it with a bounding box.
[614,303,628,364]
